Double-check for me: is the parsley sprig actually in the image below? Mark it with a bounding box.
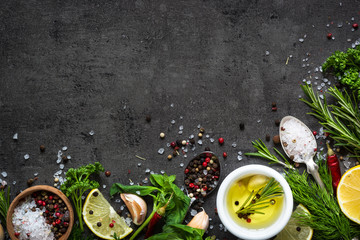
[61,162,104,232]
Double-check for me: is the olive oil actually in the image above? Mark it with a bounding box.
[226,174,284,229]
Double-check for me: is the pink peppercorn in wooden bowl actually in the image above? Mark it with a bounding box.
[6,185,74,240]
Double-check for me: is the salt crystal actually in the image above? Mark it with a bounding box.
[337,22,343,28]
[13,133,18,140]
[184,154,187,158]
[59,164,64,170]
[12,181,16,185]
[257,119,261,123]
[125,217,132,226]
[317,86,322,90]
[319,94,324,99]
[203,170,208,175]
[136,190,140,195]
[323,78,328,83]
[160,170,165,174]
[206,134,210,138]
[82,195,86,200]
[351,17,355,21]
[89,130,95,135]
[67,155,71,160]
[142,178,149,183]
[265,50,270,55]
[237,156,243,161]
[171,120,176,125]
[189,134,194,139]
[62,146,67,151]
[197,124,201,129]
[34,172,38,176]
[120,205,125,210]
[115,199,121,203]
[166,143,170,147]
[232,142,237,148]
[129,182,134,186]
[190,209,198,216]
[150,171,155,174]
[210,225,214,229]
[103,184,106,189]
[24,154,30,160]
[137,163,141,167]
[299,38,304,43]
[326,23,330,27]
[145,168,151,173]
[302,79,306,82]
[178,130,183,135]
[1,172,7,178]
[198,140,203,145]
[158,148,165,155]
[210,138,215,143]
[170,103,174,107]
[238,151,243,155]
[180,163,184,167]
[56,150,62,164]
[179,116,183,120]
[179,125,184,131]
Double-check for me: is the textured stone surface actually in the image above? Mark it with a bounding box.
[1,0,359,238]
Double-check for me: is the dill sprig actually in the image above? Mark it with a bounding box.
[245,139,294,170]
[247,140,360,240]
[236,178,283,216]
[300,84,360,155]
[0,186,10,226]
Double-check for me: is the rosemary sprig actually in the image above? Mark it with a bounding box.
[300,84,360,155]
[0,186,10,226]
[236,178,283,216]
[245,139,294,169]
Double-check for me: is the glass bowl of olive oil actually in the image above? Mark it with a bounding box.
[216,165,293,240]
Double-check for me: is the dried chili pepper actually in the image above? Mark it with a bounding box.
[145,193,173,239]
[326,143,342,193]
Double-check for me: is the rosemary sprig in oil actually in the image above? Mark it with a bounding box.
[236,178,283,216]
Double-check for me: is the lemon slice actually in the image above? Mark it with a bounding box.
[337,165,360,224]
[83,189,133,239]
[274,204,313,240]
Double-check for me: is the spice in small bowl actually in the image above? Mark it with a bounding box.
[7,185,74,240]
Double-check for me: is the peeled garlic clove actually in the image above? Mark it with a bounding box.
[120,193,147,225]
[187,208,209,231]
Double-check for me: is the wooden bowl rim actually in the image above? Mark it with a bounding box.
[6,185,74,240]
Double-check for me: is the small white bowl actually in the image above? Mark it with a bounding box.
[216,165,293,240]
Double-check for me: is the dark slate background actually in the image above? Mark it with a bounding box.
[1,0,360,239]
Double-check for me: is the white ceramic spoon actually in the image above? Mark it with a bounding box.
[279,116,325,189]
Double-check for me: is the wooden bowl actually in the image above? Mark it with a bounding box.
[6,185,74,240]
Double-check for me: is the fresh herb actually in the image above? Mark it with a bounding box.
[301,84,360,155]
[60,162,104,232]
[322,45,360,98]
[236,178,283,216]
[146,223,205,240]
[0,186,10,226]
[112,232,121,240]
[248,141,360,240]
[110,174,191,240]
[245,139,294,169]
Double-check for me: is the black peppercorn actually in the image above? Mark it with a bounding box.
[239,123,245,130]
[97,222,102,227]
[204,147,210,151]
[93,192,99,197]
[266,134,270,141]
[275,119,280,126]
[145,115,151,122]
[40,145,46,152]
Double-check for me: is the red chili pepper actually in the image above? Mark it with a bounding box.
[145,193,173,239]
[326,143,342,193]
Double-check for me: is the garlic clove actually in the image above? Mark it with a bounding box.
[187,208,209,231]
[120,193,147,225]
[0,224,4,240]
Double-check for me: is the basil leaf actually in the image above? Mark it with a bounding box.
[110,183,159,196]
[164,182,191,224]
[148,224,204,240]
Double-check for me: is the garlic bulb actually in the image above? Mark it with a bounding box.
[187,208,209,231]
[120,193,147,225]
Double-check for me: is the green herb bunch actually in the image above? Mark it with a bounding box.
[236,178,283,216]
[111,174,208,240]
[322,45,360,98]
[301,84,360,155]
[60,162,104,232]
[0,186,10,226]
[246,141,360,240]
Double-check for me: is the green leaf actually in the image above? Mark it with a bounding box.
[109,183,160,196]
[147,224,204,240]
[164,181,191,225]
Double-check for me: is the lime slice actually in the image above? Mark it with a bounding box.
[83,189,133,239]
[274,204,313,240]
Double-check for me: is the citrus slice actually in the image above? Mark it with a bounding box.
[83,189,133,239]
[274,204,313,240]
[337,165,360,224]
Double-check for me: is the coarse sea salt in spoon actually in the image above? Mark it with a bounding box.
[279,116,325,189]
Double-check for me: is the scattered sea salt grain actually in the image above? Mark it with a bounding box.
[190,209,198,216]
[206,134,210,138]
[59,164,64,170]
[180,163,184,167]
[299,38,304,43]
[145,168,151,173]
[171,120,176,125]
[238,151,243,155]
[257,119,261,123]
[158,148,165,155]
[62,146,67,151]
[197,140,203,145]
[210,138,215,143]
[281,118,316,163]
[137,163,141,167]
[160,170,165,174]
[189,134,194,139]
[265,50,270,56]
[237,156,243,161]
[178,130,183,135]
[103,185,106,189]
[34,172,38,177]
[197,124,201,129]
[1,172,7,178]
[150,171,155,174]
[232,142,237,148]
[12,181,16,185]
[170,103,174,108]
[142,178,149,184]
[82,195,86,200]
[89,130,95,136]
[24,154,30,160]
[56,150,62,164]
[13,133,18,140]
[120,205,125,210]
[115,199,121,203]
[12,198,54,240]
[179,125,184,131]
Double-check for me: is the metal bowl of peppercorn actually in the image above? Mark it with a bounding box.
[6,185,74,240]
